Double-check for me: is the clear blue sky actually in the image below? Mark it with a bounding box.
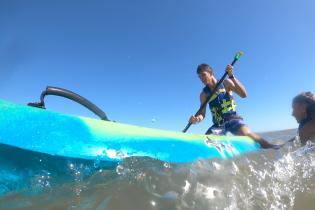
[0,0,314,133]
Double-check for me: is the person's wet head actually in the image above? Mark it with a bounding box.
[292,92,315,124]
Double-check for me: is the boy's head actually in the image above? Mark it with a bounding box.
[292,92,315,123]
[196,64,214,85]
[196,64,213,74]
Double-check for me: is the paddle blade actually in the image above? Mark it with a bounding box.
[234,51,244,61]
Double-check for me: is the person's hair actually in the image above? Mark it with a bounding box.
[196,63,213,74]
[292,92,315,105]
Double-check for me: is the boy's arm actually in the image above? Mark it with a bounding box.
[224,64,247,98]
[189,92,207,124]
[198,91,207,119]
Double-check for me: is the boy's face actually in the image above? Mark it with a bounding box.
[198,70,213,86]
[292,102,307,123]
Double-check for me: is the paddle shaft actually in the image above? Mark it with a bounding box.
[182,57,239,133]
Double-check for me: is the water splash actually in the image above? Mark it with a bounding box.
[0,141,314,210]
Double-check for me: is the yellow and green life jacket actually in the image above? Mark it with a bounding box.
[203,84,238,125]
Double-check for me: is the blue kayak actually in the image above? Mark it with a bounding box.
[0,87,260,164]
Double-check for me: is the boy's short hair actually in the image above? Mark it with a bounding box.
[197,63,213,74]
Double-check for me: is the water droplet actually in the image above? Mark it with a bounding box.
[116,165,124,175]
[163,162,171,169]
[183,180,191,194]
[163,191,178,200]
[150,200,156,206]
[212,161,221,170]
[69,163,75,170]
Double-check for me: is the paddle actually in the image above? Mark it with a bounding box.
[182,51,244,133]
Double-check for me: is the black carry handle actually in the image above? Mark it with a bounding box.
[28,86,109,121]
[182,52,244,133]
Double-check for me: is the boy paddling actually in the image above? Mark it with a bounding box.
[189,63,278,149]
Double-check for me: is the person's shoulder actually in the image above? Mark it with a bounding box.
[304,120,315,127]
[306,121,315,130]
[200,89,208,100]
[200,90,207,97]
[300,121,315,139]
[202,86,210,93]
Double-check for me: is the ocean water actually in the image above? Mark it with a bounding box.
[0,129,315,210]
